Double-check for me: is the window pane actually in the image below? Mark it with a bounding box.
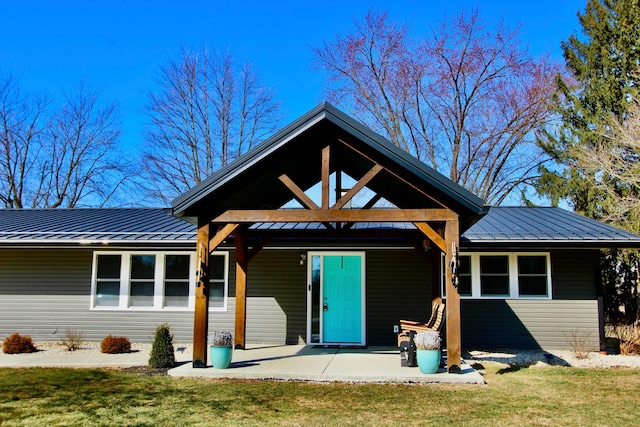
[165,255,190,279]
[130,281,154,306]
[96,281,120,306]
[131,255,155,279]
[210,280,225,308]
[518,256,546,275]
[519,277,548,296]
[458,256,472,296]
[311,255,321,343]
[480,256,508,274]
[480,255,509,296]
[481,275,510,295]
[210,255,225,280]
[97,255,121,278]
[164,281,189,307]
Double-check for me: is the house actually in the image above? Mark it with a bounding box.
[1,103,639,372]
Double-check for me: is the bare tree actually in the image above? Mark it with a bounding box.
[568,99,640,232]
[0,74,128,208]
[313,9,561,204]
[141,47,282,205]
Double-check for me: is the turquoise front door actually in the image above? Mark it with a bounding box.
[322,255,362,343]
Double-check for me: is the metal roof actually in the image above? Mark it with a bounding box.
[0,208,195,244]
[462,206,640,246]
[1,206,639,248]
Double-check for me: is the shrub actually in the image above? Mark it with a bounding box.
[148,323,175,368]
[413,331,441,350]
[208,331,233,347]
[61,327,85,351]
[100,335,131,354]
[563,329,593,359]
[2,333,37,354]
[607,324,640,355]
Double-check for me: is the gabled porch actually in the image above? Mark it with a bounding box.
[171,103,488,374]
[168,344,485,384]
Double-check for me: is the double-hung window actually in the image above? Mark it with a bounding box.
[91,251,229,311]
[442,252,551,299]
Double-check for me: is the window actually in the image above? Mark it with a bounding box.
[517,255,548,296]
[441,252,552,299]
[130,255,156,307]
[480,255,510,296]
[91,251,229,311]
[95,254,121,307]
[164,255,191,308]
[441,255,472,297]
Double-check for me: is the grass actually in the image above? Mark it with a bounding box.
[1,364,639,426]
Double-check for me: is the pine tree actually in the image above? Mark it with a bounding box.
[536,0,640,325]
[148,323,176,368]
[537,0,640,219]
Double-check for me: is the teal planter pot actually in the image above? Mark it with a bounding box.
[210,346,233,369]
[416,349,441,374]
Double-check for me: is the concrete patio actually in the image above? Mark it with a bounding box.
[169,345,485,384]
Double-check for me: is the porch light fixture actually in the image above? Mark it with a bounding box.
[299,253,307,266]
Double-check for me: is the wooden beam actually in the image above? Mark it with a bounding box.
[337,138,451,210]
[413,222,447,253]
[193,217,210,368]
[213,208,458,223]
[332,164,383,210]
[322,145,330,209]
[234,227,249,350]
[278,174,320,210]
[209,223,240,252]
[444,218,461,373]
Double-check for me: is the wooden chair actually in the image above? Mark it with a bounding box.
[397,302,445,346]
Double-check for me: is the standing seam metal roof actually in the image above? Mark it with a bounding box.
[1,207,640,246]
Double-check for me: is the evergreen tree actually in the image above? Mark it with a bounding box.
[537,0,640,219]
[537,0,640,325]
[148,324,176,369]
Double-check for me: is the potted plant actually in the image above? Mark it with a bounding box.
[208,331,233,369]
[414,331,441,374]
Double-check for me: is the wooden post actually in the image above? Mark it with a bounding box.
[192,217,210,368]
[444,218,461,373]
[234,228,249,349]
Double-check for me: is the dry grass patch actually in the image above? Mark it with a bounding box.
[0,365,639,426]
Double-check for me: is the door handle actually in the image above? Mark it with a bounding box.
[323,303,328,311]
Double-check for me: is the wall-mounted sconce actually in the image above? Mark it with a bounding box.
[299,253,307,266]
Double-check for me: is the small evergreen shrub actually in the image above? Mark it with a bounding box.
[100,335,132,354]
[61,327,86,351]
[2,332,37,354]
[148,323,175,368]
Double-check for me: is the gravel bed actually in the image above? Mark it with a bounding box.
[23,342,640,370]
[466,349,640,369]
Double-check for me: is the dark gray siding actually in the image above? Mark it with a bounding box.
[367,249,431,345]
[237,250,307,345]
[1,247,602,350]
[460,249,601,350]
[0,248,197,343]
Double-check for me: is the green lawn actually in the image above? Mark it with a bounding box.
[1,364,638,426]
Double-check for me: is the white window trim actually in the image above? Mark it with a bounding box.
[90,251,229,312]
[442,252,552,300]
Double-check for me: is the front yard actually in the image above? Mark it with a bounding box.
[1,363,638,426]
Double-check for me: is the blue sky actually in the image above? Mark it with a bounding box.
[2,0,585,154]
